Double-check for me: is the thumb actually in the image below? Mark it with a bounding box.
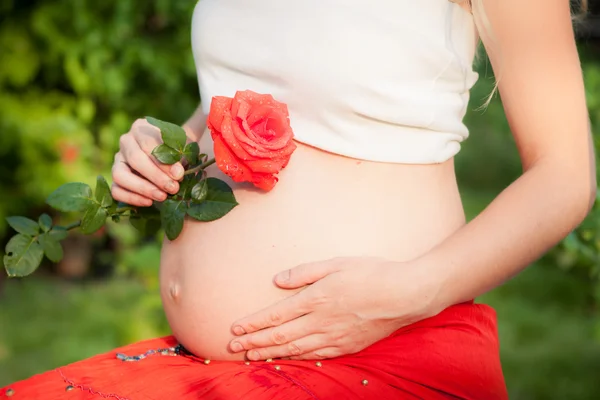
[169,162,185,181]
[274,259,344,289]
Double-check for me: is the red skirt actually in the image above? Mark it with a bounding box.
[1,302,508,399]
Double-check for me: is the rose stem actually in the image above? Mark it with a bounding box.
[63,221,82,231]
[184,158,216,176]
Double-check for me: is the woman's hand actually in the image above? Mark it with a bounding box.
[228,257,442,360]
[111,118,185,206]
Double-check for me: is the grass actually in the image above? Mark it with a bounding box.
[0,278,168,386]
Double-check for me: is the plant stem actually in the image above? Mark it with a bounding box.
[64,221,81,231]
[184,158,216,176]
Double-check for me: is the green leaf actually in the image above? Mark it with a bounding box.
[6,216,40,236]
[130,216,162,237]
[80,203,109,234]
[133,204,161,218]
[48,227,68,241]
[95,175,113,207]
[129,205,161,237]
[4,234,44,277]
[191,180,208,203]
[177,175,196,200]
[160,199,187,241]
[151,144,181,165]
[46,182,93,212]
[38,233,63,263]
[182,142,200,165]
[146,116,187,151]
[187,178,238,222]
[39,214,52,232]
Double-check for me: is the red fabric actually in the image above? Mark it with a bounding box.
[1,302,508,399]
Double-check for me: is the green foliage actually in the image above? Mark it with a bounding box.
[3,234,44,277]
[0,0,199,239]
[159,199,187,240]
[6,217,40,236]
[46,183,94,212]
[186,178,238,222]
[4,179,113,276]
[146,117,188,152]
[183,142,200,166]
[151,144,182,164]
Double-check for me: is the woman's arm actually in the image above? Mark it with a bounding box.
[416,0,596,309]
[183,103,207,142]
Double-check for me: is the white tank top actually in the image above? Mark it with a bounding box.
[191,0,479,164]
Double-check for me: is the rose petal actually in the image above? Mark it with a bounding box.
[234,97,252,122]
[220,113,258,161]
[212,134,254,183]
[239,140,296,159]
[245,158,288,174]
[208,97,233,133]
[251,173,278,191]
[244,110,294,150]
[235,90,276,108]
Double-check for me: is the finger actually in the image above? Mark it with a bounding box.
[288,347,342,361]
[274,258,346,289]
[132,120,185,181]
[244,334,330,361]
[111,183,153,207]
[120,136,180,194]
[230,315,316,353]
[231,290,316,335]
[113,159,168,202]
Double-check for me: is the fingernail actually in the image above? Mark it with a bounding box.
[171,164,184,179]
[275,270,290,284]
[248,351,260,361]
[230,342,243,352]
[166,181,177,193]
[233,326,245,335]
[153,190,166,201]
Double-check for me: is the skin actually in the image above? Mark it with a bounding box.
[112,0,596,362]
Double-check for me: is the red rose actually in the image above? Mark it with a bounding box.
[207,90,297,191]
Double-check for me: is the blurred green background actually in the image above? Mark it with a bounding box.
[1,1,599,398]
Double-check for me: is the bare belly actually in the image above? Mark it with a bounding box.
[160,135,466,360]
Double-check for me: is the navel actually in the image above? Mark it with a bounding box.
[169,283,181,303]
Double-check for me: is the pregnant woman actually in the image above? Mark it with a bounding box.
[2,0,595,399]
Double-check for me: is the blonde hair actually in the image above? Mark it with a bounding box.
[464,0,589,107]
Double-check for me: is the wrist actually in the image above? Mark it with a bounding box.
[382,259,448,324]
[408,256,454,318]
[411,253,458,313]
[183,124,200,143]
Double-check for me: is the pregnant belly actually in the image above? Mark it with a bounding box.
[159,137,465,361]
